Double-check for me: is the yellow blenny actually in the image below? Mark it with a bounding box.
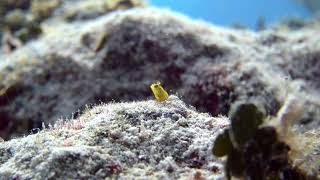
[150,81,169,102]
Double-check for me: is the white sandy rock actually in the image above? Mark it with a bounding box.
[0,96,228,179]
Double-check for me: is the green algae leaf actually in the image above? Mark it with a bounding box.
[212,129,233,157]
[229,102,264,148]
[226,149,244,179]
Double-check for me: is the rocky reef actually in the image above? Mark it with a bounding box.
[0,0,144,52]
[0,96,228,179]
[0,2,319,179]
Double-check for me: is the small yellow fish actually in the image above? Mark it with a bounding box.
[150,81,169,102]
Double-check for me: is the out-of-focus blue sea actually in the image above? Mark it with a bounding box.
[150,0,311,29]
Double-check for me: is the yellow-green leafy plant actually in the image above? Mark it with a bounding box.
[150,81,169,102]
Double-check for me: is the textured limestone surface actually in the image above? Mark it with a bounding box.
[0,96,228,179]
[1,8,320,140]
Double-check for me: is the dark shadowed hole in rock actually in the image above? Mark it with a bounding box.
[0,83,29,139]
[28,120,43,135]
[0,83,26,106]
[0,111,11,131]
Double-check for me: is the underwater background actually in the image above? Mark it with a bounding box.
[151,0,312,29]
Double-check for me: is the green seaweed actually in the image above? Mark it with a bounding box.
[212,129,232,157]
[212,101,264,179]
[212,101,316,179]
[228,102,264,148]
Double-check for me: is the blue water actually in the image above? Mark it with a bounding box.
[150,0,311,29]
